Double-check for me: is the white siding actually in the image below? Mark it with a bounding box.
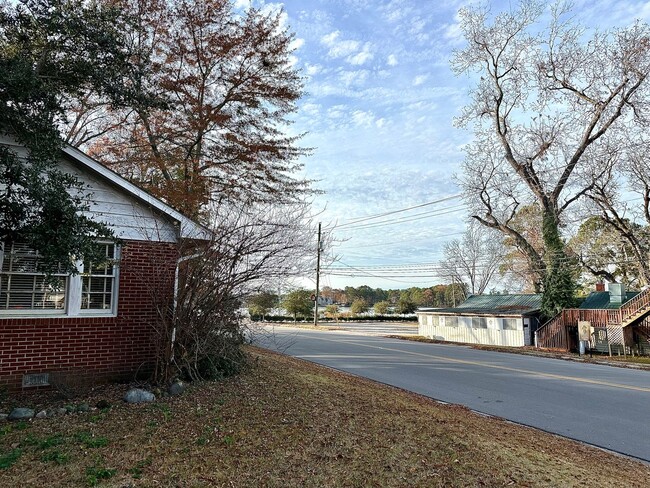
[417,313,525,347]
[0,135,185,242]
[59,158,179,242]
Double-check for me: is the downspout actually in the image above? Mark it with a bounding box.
[170,252,203,363]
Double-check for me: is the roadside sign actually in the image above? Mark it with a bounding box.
[578,321,591,341]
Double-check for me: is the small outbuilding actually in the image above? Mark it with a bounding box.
[416,294,543,347]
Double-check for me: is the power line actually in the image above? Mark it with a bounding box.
[339,205,468,231]
[331,194,462,229]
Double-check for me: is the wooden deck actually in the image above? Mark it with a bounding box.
[536,287,650,352]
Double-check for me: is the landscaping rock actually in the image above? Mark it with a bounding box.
[54,407,68,416]
[35,410,47,419]
[168,380,187,396]
[77,403,90,412]
[124,388,155,404]
[8,408,34,421]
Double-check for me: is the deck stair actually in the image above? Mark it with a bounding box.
[536,287,650,351]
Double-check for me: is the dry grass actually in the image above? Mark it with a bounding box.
[1,346,649,487]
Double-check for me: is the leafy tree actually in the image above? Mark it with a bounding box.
[568,217,644,289]
[395,298,416,315]
[374,301,390,315]
[452,0,650,317]
[248,291,278,320]
[324,304,340,322]
[0,0,148,271]
[444,283,467,308]
[349,298,368,315]
[77,0,313,217]
[282,289,313,321]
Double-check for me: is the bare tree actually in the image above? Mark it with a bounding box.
[441,222,505,295]
[583,143,650,286]
[144,200,319,383]
[452,0,650,316]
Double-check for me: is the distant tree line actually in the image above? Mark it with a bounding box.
[319,284,468,309]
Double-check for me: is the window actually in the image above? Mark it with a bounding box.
[0,241,118,315]
[472,316,488,329]
[428,315,439,327]
[81,244,117,311]
[444,316,458,327]
[0,243,67,311]
[502,318,520,331]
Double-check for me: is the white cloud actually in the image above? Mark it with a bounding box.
[347,43,374,65]
[352,110,376,127]
[339,69,369,87]
[290,38,305,51]
[375,118,387,128]
[321,31,340,45]
[387,54,398,66]
[321,30,361,58]
[305,63,323,76]
[233,0,250,9]
[413,74,429,86]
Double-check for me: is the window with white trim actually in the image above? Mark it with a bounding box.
[444,316,458,327]
[471,316,488,329]
[81,243,117,311]
[0,242,67,311]
[0,241,118,315]
[502,318,520,331]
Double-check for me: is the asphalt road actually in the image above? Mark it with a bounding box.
[255,326,650,462]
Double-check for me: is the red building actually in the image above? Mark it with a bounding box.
[0,140,207,392]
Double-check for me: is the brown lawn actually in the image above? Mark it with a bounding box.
[1,346,648,487]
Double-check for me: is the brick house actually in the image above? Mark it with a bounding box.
[0,138,208,392]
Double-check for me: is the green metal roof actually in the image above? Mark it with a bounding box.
[419,294,542,316]
[579,291,639,310]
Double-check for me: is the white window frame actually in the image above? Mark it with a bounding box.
[501,317,521,331]
[0,241,119,318]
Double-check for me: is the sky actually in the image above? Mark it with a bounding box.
[237,0,650,291]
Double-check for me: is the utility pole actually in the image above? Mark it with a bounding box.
[313,222,322,326]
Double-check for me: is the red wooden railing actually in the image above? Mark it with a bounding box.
[620,287,650,323]
[535,311,570,350]
[536,288,650,351]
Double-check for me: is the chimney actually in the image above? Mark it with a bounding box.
[608,283,626,304]
[595,282,605,292]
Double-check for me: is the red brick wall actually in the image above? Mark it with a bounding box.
[0,240,178,392]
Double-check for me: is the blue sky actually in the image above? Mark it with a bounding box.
[238,0,650,290]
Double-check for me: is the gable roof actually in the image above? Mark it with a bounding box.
[62,145,210,241]
[579,291,640,310]
[418,294,542,316]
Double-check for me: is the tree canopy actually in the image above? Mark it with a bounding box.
[0,0,153,272]
[70,0,314,218]
[452,0,650,318]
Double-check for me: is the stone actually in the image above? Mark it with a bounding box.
[77,403,90,413]
[124,388,155,404]
[35,410,47,419]
[0,413,8,421]
[8,408,34,421]
[54,407,68,416]
[168,381,187,396]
